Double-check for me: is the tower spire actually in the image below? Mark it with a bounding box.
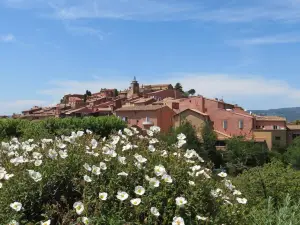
[133,76,136,82]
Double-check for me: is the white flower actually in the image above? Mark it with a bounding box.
[59,150,68,159]
[48,149,58,159]
[33,152,43,160]
[196,215,208,221]
[218,172,227,178]
[154,165,166,176]
[57,142,66,149]
[84,175,92,182]
[149,177,160,188]
[35,160,43,167]
[99,192,108,200]
[161,150,168,157]
[177,133,186,140]
[73,201,84,215]
[150,126,161,133]
[9,220,19,225]
[91,139,98,149]
[134,154,147,163]
[149,138,159,144]
[116,191,129,201]
[122,143,133,151]
[99,162,107,170]
[146,130,154,137]
[0,182,2,188]
[10,202,22,211]
[82,217,90,225]
[83,163,92,171]
[148,145,156,152]
[150,207,160,217]
[190,165,201,171]
[176,197,187,207]
[211,188,223,198]
[28,170,42,182]
[118,156,127,165]
[92,165,101,175]
[162,174,173,183]
[177,139,186,148]
[124,128,133,136]
[236,197,247,204]
[4,173,14,180]
[233,190,242,196]
[134,186,145,195]
[184,149,196,159]
[130,198,141,206]
[86,129,93,134]
[77,131,84,137]
[188,181,195,186]
[111,136,120,145]
[172,216,185,225]
[118,172,128,176]
[40,220,51,225]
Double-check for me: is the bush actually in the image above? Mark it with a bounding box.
[0,127,247,224]
[249,195,300,225]
[224,137,269,175]
[0,117,126,141]
[233,160,300,209]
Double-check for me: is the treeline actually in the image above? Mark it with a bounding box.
[0,117,126,141]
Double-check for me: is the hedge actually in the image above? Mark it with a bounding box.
[0,116,126,141]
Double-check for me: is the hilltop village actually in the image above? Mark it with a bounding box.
[12,78,300,150]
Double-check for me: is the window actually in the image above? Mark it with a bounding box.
[223,120,228,130]
[122,117,128,122]
[275,136,281,141]
[239,120,244,129]
[273,125,279,130]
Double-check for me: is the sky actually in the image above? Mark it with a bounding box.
[1,0,300,115]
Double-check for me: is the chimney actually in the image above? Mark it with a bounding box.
[172,102,179,110]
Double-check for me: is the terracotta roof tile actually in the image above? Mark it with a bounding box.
[116,105,167,111]
[255,115,286,121]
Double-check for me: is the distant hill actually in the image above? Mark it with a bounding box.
[251,107,300,122]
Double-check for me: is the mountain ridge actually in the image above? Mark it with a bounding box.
[251,107,300,122]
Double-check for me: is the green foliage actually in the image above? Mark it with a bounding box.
[174,83,184,93]
[0,129,247,224]
[187,89,196,96]
[284,136,300,169]
[201,122,223,168]
[0,117,126,141]
[224,137,269,175]
[114,89,119,96]
[249,195,300,225]
[233,160,300,209]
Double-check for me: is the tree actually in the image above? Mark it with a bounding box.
[114,89,119,96]
[86,90,92,96]
[224,137,269,175]
[187,89,196,96]
[174,83,184,93]
[201,122,223,168]
[284,136,300,169]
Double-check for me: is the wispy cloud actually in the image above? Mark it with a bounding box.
[0,33,15,43]
[230,34,300,46]
[64,23,106,40]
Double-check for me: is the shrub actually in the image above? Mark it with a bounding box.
[0,117,126,141]
[233,160,300,209]
[0,127,247,224]
[249,195,300,225]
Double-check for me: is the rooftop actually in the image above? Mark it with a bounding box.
[287,124,300,130]
[255,115,286,121]
[116,105,167,112]
[175,108,208,117]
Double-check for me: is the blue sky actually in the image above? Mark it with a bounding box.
[1,0,300,115]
